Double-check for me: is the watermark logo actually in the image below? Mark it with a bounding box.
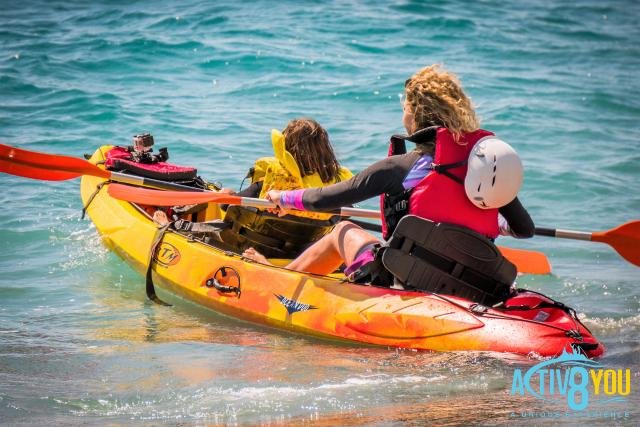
[511,348,631,411]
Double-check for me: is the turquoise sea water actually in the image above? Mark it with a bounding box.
[1,0,639,424]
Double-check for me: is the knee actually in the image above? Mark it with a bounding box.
[332,220,376,246]
[333,220,356,232]
[324,221,357,245]
[331,220,362,237]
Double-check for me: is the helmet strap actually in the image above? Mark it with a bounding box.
[431,159,467,184]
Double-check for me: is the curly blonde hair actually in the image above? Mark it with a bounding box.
[404,64,480,143]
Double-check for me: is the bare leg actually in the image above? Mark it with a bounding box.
[243,221,380,276]
[242,247,270,265]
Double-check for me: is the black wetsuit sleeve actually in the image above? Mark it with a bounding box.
[301,152,422,210]
[498,197,535,238]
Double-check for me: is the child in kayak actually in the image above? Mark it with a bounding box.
[243,64,535,284]
[156,118,353,259]
[232,118,351,200]
[216,117,353,258]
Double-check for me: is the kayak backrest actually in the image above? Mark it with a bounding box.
[382,215,516,306]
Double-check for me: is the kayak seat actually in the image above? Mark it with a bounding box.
[219,206,339,258]
[381,215,516,306]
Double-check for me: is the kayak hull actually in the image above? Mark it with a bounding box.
[80,147,604,358]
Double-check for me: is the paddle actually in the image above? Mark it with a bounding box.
[107,185,640,270]
[107,183,381,219]
[0,143,551,274]
[0,143,380,219]
[535,222,640,267]
[106,184,550,274]
[0,143,204,192]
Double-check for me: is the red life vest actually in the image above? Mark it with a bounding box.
[409,128,499,238]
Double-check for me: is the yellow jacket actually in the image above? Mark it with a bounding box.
[249,129,352,220]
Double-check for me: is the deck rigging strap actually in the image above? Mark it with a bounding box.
[81,182,107,219]
[146,222,173,306]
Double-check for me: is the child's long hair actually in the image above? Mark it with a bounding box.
[283,118,341,183]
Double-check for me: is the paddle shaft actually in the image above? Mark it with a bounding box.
[3,143,624,270]
[0,143,616,242]
[238,196,379,219]
[237,200,379,219]
[107,183,382,219]
[103,179,640,268]
[536,221,639,267]
[535,227,592,241]
[109,171,207,192]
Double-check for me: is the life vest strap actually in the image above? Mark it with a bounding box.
[381,126,440,239]
[382,188,412,240]
[430,159,467,184]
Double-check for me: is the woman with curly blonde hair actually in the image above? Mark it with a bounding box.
[244,65,534,285]
[404,64,479,141]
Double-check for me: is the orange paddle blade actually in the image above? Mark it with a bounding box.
[108,184,241,206]
[497,246,552,275]
[0,158,81,181]
[0,143,111,180]
[592,220,640,267]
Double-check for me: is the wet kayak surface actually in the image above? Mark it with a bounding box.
[0,0,638,424]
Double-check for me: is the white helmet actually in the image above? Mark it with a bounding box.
[464,137,523,209]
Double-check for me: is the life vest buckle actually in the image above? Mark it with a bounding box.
[394,200,407,212]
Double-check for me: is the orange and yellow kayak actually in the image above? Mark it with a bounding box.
[81,147,604,358]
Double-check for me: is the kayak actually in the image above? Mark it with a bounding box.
[80,146,604,358]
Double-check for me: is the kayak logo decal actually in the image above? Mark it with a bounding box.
[509,348,632,420]
[274,294,317,315]
[154,242,181,267]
